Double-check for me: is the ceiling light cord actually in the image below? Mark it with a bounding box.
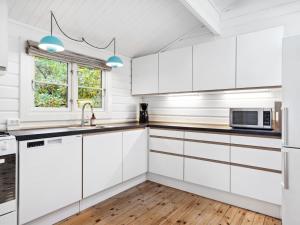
[50,11,116,53]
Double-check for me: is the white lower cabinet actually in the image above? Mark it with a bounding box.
[231,166,281,205]
[184,158,230,192]
[83,132,123,198]
[123,129,148,181]
[149,152,183,180]
[19,136,82,224]
[0,212,17,225]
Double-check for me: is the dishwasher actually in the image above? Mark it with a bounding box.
[18,135,82,225]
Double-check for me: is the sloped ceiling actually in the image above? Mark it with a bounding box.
[7,0,209,58]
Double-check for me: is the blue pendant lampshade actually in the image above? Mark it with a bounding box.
[106,55,124,68]
[38,35,64,53]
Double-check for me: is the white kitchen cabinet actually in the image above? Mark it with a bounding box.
[150,129,184,139]
[236,27,283,88]
[184,158,230,192]
[231,135,281,149]
[149,152,183,180]
[149,137,183,155]
[0,0,8,75]
[159,46,193,93]
[19,135,82,224]
[132,54,159,95]
[231,166,281,205]
[193,37,236,91]
[0,212,17,225]
[231,146,281,171]
[282,36,300,149]
[83,132,123,198]
[123,129,148,181]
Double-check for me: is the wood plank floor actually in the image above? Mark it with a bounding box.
[57,181,282,225]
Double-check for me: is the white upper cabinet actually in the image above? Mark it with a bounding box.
[236,27,283,88]
[159,46,193,93]
[0,0,8,75]
[132,54,159,95]
[193,37,236,91]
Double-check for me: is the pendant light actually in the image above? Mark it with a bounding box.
[38,12,64,52]
[39,11,123,68]
[106,38,123,68]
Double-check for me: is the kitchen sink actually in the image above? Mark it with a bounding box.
[67,125,113,130]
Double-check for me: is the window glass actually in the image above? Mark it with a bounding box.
[77,66,103,109]
[33,57,68,108]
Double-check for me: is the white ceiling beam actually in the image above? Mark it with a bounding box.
[179,0,221,35]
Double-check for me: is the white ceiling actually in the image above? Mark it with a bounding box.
[210,0,298,16]
[7,0,208,58]
[7,0,300,58]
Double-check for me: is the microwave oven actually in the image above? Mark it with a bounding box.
[230,108,273,129]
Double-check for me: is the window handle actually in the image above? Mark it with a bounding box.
[31,80,36,91]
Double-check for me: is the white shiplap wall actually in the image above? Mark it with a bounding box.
[0,21,139,130]
[142,89,281,125]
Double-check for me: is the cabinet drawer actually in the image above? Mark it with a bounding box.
[150,137,183,154]
[231,166,281,204]
[231,146,281,170]
[149,152,183,180]
[0,211,16,225]
[185,131,230,143]
[149,129,184,138]
[184,158,230,192]
[231,135,281,149]
[185,141,230,162]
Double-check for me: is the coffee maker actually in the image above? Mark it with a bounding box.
[139,103,149,123]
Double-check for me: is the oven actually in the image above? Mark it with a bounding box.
[0,135,17,225]
[230,108,273,129]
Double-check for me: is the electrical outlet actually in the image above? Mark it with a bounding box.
[6,118,20,130]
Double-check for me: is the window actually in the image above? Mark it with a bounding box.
[32,56,105,111]
[77,66,103,109]
[33,57,69,108]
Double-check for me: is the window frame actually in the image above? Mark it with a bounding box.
[72,63,106,113]
[31,57,106,112]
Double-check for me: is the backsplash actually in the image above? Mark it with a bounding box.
[142,89,281,125]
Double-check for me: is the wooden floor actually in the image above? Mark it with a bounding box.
[57,181,281,225]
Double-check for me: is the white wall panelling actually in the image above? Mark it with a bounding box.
[143,89,281,124]
[0,21,140,131]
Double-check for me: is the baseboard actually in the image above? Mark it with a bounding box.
[147,173,281,219]
[22,174,147,225]
[23,202,80,225]
[80,174,147,211]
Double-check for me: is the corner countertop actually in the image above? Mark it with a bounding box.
[9,121,281,141]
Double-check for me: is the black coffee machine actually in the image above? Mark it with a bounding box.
[139,103,149,123]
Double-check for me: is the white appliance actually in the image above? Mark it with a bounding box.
[0,134,17,225]
[230,108,273,129]
[282,35,300,225]
[19,135,82,224]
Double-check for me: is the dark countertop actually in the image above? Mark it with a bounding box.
[9,121,281,141]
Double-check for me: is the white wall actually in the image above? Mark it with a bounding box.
[142,89,281,125]
[0,20,139,130]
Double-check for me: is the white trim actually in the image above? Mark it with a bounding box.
[147,172,281,219]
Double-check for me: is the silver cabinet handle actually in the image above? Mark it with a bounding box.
[283,107,288,146]
[282,151,289,190]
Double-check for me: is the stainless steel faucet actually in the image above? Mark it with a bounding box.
[81,103,94,126]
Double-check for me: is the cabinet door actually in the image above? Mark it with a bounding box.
[184,158,230,192]
[236,27,283,88]
[123,129,148,181]
[193,37,236,91]
[0,0,8,74]
[282,36,300,148]
[231,166,281,204]
[159,47,193,93]
[132,54,159,95]
[83,132,122,198]
[149,152,183,180]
